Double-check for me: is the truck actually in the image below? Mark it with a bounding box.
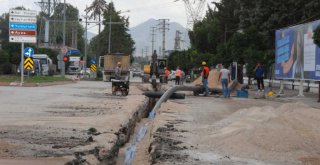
[66,56,81,74]
[103,53,130,82]
[33,54,56,75]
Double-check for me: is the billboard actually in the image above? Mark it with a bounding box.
[275,19,320,80]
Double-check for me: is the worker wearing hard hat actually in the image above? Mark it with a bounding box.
[164,67,170,82]
[115,61,122,79]
[201,61,210,96]
[175,66,182,85]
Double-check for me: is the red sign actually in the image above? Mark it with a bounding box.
[9,30,36,36]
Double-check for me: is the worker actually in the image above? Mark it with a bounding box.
[175,66,182,85]
[115,61,122,80]
[164,67,170,82]
[254,62,266,91]
[201,61,210,96]
[218,65,231,98]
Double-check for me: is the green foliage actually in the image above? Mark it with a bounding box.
[0,50,9,64]
[168,49,213,73]
[188,0,320,69]
[89,2,135,58]
[313,26,320,47]
[0,75,70,83]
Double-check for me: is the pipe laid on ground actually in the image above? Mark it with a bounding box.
[151,85,201,112]
[143,91,186,99]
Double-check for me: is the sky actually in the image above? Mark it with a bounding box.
[0,0,214,34]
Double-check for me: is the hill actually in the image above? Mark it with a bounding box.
[129,18,190,56]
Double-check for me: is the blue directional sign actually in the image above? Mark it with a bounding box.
[66,49,81,55]
[9,23,37,30]
[23,47,34,58]
[91,59,96,64]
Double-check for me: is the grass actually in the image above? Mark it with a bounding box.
[0,75,71,83]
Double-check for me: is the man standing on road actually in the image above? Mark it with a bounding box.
[219,66,231,98]
[201,61,210,96]
[164,67,170,82]
[175,66,182,85]
[254,62,265,91]
[115,62,122,80]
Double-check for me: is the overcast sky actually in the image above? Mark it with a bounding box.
[0,0,214,34]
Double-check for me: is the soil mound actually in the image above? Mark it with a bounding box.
[208,103,320,163]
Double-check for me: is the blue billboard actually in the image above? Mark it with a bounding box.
[9,23,37,30]
[275,20,320,80]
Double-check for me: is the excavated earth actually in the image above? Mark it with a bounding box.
[129,86,320,165]
[0,81,153,165]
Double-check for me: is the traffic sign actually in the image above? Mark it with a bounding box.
[24,57,34,70]
[66,49,81,55]
[91,59,96,64]
[61,46,68,54]
[9,23,37,30]
[9,9,37,17]
[9,16,37,23]
[23,47,34,58]
[10,30,36,36]
[10,36,36,43]
[90,64,97,72]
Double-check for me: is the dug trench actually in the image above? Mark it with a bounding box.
[65,97,157,165]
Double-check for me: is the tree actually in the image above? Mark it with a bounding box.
[89,2,135,58]
[50,3,85,52]
[313,26,320,47]
[85,0,107,34]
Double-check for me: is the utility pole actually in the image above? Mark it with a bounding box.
[84,5,88,79]
[141,48,144,57]
[150,27,157,53]
[158,19,169,57]
[159,47,162,57]
[108,1,113,54]
[145,46,148,58]
[174,30,182,50]
[61,0,66,77]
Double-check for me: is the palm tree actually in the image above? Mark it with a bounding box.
[85,0,107,34]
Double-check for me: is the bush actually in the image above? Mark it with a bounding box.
[1,63,14,74]
[48,69,55,76]
[97,70,103,78]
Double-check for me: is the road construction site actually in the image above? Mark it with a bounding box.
[0,75,319,165]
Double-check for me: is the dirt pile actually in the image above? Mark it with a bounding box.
[208,102,320,164]
[193,69,241,90]
[193,69,221,89]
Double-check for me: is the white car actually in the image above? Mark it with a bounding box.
[168,71,176,81]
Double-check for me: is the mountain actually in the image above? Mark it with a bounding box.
[129,18,190,56]
[86,31,97,42]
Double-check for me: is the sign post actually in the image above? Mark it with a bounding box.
[9,9,37,86]
[90,59,97,80]
[20,43,24,86]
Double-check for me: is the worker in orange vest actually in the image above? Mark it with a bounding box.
[175,66,182,85]
[164,67,170,82]
[201,61,210,96]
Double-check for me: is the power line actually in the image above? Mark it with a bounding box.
[158,19,169,57]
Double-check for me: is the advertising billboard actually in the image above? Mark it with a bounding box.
[275,19,320,80]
